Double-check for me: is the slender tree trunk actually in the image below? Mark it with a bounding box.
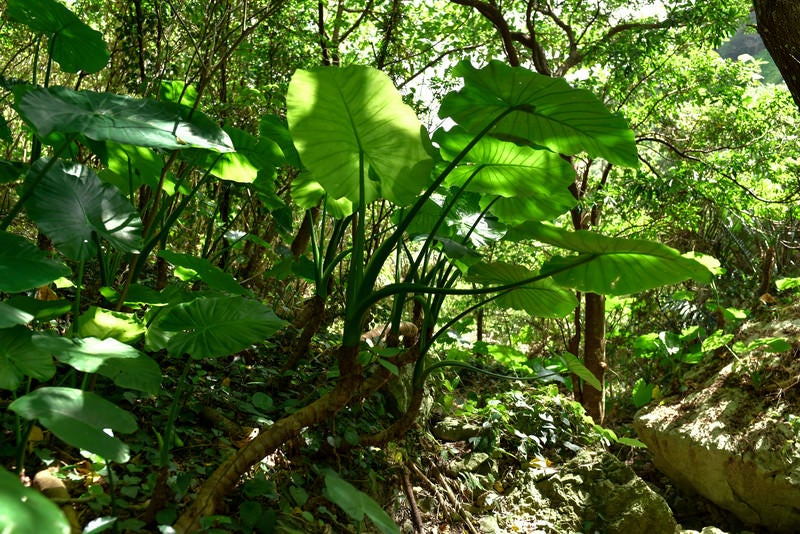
[583,293,606,423]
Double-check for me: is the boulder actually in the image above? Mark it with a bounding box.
[503,448,677,533]
[635,361,800,532]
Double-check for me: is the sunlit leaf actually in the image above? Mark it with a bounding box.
[34,335,161,395]
[441,60,638,167]
[467,262,577,318]
[516,222,712,295]
[0,302,34,328]
[287,66,433,211]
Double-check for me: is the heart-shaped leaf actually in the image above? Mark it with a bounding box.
[17,87,233,152]
[0,302,34,328]
[441,60,638,167]
[435,126,576,198]
[517,222,712,295]
[34,335,161,395]
[0,232,71,292]
[157,296,286,358]
[287,66,433,212]
[7,0,109,73]
[9,387,137,463]
[467,262,577,318]
[24,159,142,261]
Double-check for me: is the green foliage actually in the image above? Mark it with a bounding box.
[0,466,69,534]
[0,232,70,292]
[323,469,400,534]
[10,387,137,463]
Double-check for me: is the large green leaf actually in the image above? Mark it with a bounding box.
[0,466,69,534]
[34,335,161,395]
[157,296,286,358]
[287,66,433,211]
[24,159,142,261]
[159,250,247,295]
[517,222,712,295]
[0,231,71,292]
[3,296,72,321]
[17,87,233,152]
[323,470,400,534]
[467,262,577,318]
[0,326,55,391]
[9,387,136,463]
[7,0,109,74]
[440,60,639,167]
[435,126,576,197]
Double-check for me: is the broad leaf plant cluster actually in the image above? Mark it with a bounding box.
[0,0,713,532]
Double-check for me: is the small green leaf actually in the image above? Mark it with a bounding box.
[0,466,69,534]
[9,387,137,463]
[323,470,400,534]
[561,352,601,392]
[632,378,655,408]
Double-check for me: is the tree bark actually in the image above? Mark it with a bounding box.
[582,293,606,424]
[754,0,800,109]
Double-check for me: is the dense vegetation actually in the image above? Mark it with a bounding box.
[1,0,798,532]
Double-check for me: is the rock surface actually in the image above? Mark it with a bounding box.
[635,353,800,532]
[501,448,677,533]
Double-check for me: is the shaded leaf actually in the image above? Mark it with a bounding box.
[0,232,71,292]
[159,250,247,295]
[0,326,55,391]
[17,87,233,152]
[9,387,136,463]
[561,352,601,391]
[323,470,400,534]
[0,466,69,534]
[25,159,142,261]
[157,296,286,358]
[0,302,34,328]
[8,0,109,73]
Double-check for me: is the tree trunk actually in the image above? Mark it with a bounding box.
[754,0,800,109]
[583,292,606,424]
